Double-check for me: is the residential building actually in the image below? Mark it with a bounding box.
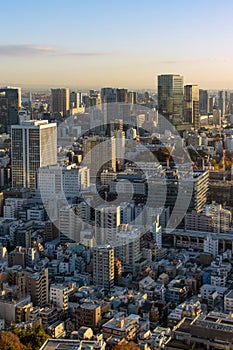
[102,313,139,342]
[93,245,114,290]
[95,205,120,244]
[77,303,101,330]
[224,290,233,313]
[203,235,219,258]
[50,284,69,310]
[26,268,49,307]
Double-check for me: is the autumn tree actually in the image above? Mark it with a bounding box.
[113,341,140,350]
[0,331,23,350]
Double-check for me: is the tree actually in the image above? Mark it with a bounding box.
[113,341,140,350]
[0,331,23,350]
[18,325,49,350]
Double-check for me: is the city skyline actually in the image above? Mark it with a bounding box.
[1,0,233,89]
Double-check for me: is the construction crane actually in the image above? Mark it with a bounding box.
[187,144,210,170]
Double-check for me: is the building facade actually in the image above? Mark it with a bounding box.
[158,74,183,125]
[11,120,57,192]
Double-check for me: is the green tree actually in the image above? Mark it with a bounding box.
[18,325,49,350]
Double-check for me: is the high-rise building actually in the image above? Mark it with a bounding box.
[112,129,125,167]
[0,87,21,134]
[93,245,114,290]
[115,226,142,275]
[157,74,183,124]
[70,91,82,109]
[208,96,216,114]
[203,203,232,233]
[218,90,227,117]
[51,88,70,117]
[83,135,116,178]
[184,85,199,127]
[199,89,209,115]
[230,92,233,114]
[116,88,128,103]
[128,91,138,104]
[95,205,120,245]
[26,268,49,307]
[59,203,91,244]
[101,88,117,127]
[101,88,117,104]
[11,120,57,192]
[114,258,122,285]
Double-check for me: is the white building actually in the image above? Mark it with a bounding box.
[27,205,45,221]
[38,164,90,200]
[50,284,70,310]
[3,198,28,219]
[203,203,232,233]
[59,203,91,243]
[115,226,142,274]
[210,273,227,287]
[112,130,125,166]
[203,235,219,258]
[11,120,57,192]
[95,205,120,245]
[153,218,162,249]
[224,290,233,313]
[120,202,135,224]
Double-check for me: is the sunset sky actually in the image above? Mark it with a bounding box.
[1,0,233,89]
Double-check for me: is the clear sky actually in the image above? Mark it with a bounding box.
[1,0,233,89]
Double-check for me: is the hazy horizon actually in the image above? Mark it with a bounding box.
[1,0,233,89]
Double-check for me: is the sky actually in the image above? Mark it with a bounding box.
[1,0,233,90]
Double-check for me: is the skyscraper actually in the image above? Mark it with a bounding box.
[93,245,114,290]
[199,89,209,115]
[70,91,82,109]
[101,88,117,104]
[218,90,227,117]
[116,88,128,103]
[157,74,183,125]
[51,88,70,117]
[128,91,138,104]
[101,88,117,129]
[11,120,57,192]
[184,85,199,127]
[230,92,233,114]
[0,87,21,134]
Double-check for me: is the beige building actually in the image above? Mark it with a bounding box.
[26,268,49,307]
[102,313,139,342]
[77,303,101,330]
